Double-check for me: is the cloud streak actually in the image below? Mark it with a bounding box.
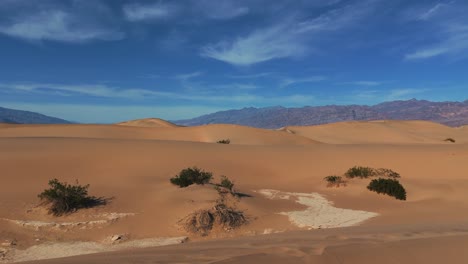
[123,2,176,22]
[0,10,123,42]
[201,1,376,66]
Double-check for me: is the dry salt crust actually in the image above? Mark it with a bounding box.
[3,236,188,263]
[257,189,379,229]
[1,213,136,231]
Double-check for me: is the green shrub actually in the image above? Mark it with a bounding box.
[216,139,231,144]
[375,168,401,178]
[324,175,346,187]
[444,138,456,143]
[170,167,213,188]
[345,166,375,178]
[367,178,407,200]
[219,176,234,191]
[38,179,102,216]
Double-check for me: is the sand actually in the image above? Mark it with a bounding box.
[1,119,468,263]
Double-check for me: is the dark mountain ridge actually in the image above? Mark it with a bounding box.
[0,107,71,124]
[175,99,468,128]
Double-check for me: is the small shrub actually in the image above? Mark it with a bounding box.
[216,139,231,144]
[170,167,213,188]
[444,138,456,143]
[375,168,401,178]
[38,179,102,216]
[367,178,407,200]
[181,202,247,236]
[324,175,346,187]
[219,176,234,191]
[345,166,375,179]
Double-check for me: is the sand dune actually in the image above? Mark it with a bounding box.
[1,120,468,263]
[0,123,319,145]
[116,118,179,128]
[284,120,466,144]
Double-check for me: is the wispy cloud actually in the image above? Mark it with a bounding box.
[405,2,468,60]
[201,1,376,65]
[174,71,203,81]
[228,72,275,79]
[123,2,176,22]
[194,0,249,20]
[201,23,307,66]
[280,76,326,87]
[417,2,449,21]
[340,81,383,86]
[0,10,123,42]
[386,88,427,100]
[0,82,313,106]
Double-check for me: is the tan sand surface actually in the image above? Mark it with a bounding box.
[0,120,468,263]
[116,118,179,128]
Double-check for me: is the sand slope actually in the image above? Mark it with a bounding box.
[283,120,465,144]
[0,123,319,145]
[116,118,179,128]
[1,119,468,263]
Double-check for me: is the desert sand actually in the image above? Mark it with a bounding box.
[1,119,468,263]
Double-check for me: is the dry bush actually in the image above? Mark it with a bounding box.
[324,175,347,187]
[181,201,247,236]
[38,179,106,216]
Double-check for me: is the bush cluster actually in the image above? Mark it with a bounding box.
[219,175,235,191]
[170,167,213,188]
[216,139,231,144]
[367,178,407,200]
[38,179,101,216]
[344,166,375,178]
[323,175,346,187]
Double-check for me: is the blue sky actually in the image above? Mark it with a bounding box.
[1,0,467,123]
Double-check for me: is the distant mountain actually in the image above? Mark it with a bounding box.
[175,99,468,128]
[0,107,71,124]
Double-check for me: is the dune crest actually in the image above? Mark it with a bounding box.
[116,118,179,128]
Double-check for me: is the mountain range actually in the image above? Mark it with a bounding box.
[175,99,468,128]
[0,107,71,124]
[3,99,468,127]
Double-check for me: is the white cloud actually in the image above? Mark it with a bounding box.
[201,24,308,66]
[195,0,249,20]
[404,1,468,61]
[228,72,274,79]
[387,88,426,100]
[174,71,203,81]
[418,3,449,21]
[0,82,314,106]
[341,81,383,86]
[201,1,375,66]
[280,76,326,87]
[405,23,468,60]
[0,10,123,42]
[123,2,175,22]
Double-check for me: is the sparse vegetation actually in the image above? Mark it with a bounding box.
[216,139,231,144]
[172,168,248,235]
[219,175,235,191]
[324,175,346,187]
[367,178,407,201]
[170,167,213,188]
[444,138,456,143]
[181,201,247,236]
[344,166,375,179]
[38,179,104,216]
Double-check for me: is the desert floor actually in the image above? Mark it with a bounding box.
[1,119,468,263]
